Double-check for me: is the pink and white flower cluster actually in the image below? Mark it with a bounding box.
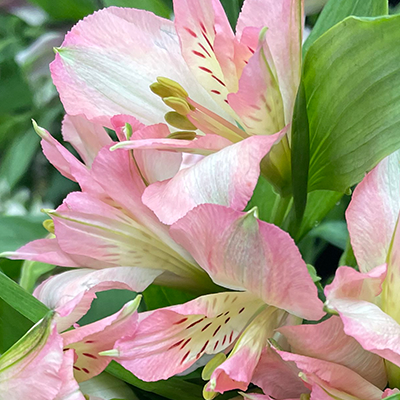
[2,0,400,399]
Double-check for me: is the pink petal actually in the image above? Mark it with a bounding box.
[210,307,287,393]
[236,0,303,122]
[51,7,223,127]
[279,351,383,400]
[3,238,81,267]
[278,316,387,389]
[252,346,306,399]
[228,31,285,136]
[325,265,400,368]
[34,267,161,332]
[62,299,139,382]
[170,204,324,320]
[347,150,400,273]
[111,121,182,184]
[0,315,64,400]
[62,115,112,167]
[173,0,239,116]
[114,291,264,380]
[143,132,286,225]
[56,349,85,400]
[110,114,145,142]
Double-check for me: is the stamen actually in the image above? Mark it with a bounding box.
[202,353,227,380]
[151,77,188,99]
[42,219,54,234]
[167,131,197,140]
[165,112,197,131]
[163,97,193,116]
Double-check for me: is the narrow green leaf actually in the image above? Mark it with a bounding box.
[0,272,49,324]
[338,237,357,268]
[220,0,243,28]
[304,0,388,54]
[290,78,310,230]
[106,361,203,400]
[384,393,400,400]
[102,0,172,18]
[305,15,400,193]
[19,260,54,293]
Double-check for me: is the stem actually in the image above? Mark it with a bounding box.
[271,195,291,227]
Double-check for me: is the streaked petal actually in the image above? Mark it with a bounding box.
[347,150,400,273]
[171,204,324,320]
[236,0,303,122]
[56,349,85,400]
[34,267,161,332]
[143,132,286,225]
[62,298,139,382]
[209,307,287,393]
[114,291,263,380]
[278,316,387,389]
[0,313,64,400]
[51,7,224,127]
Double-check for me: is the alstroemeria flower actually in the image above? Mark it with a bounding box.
[104,204,323,394]
[252,316,388,400]
[50,0,304,224]
[0,296,140,400]
[324,150,400,387]
[2,120,218,293]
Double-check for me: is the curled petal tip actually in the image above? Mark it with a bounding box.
[32,119,48,139]
[246,206,259,219]
[99,349,120,357]
[122,294,142,316]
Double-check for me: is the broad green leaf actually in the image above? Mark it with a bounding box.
[142,285,197,311]
[26,0,96,20]
[288,190,344,241]
[0,272,49,324]
[106,361,203,400]
[0,298,33,352]
[304,15,400,193]
[0,131,40,190]
[0,215,46,253]
[303,0,388,54]
[291,78,310,229]
[102,0,172,18]
[309,220,348,250]
[244,175,278,223]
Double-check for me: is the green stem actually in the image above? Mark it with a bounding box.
[271,195,291,227]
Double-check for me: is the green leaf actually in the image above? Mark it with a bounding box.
[0,215,46,253]
[0,130,40,190]
[143,285,197,311]
[106,361,203,400]
[102,0,172,18]
[220,0,243,28]
[338,237,358,268]
[309,220,348,250]
[289,190,344,241]
[244,175,278,223]
[304,15,400,193]
[303,0,388,54]
[0,272,49,324]
[26,0,96,20]
[384,393,400,400]
[290,77,310,230]
[0,298,33,352]
[19,260,54,293]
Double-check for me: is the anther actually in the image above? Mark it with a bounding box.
[165,112,197,130]
[43,219,55,234]
[167,131,197,140]
[163,97,193,115]
[150,77,188,99]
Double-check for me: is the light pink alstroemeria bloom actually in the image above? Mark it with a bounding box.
[104,204,323,394]
[0,296,139,400]
[2,120,219,293]
[324,150,400,387]
[50,0,303,224]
